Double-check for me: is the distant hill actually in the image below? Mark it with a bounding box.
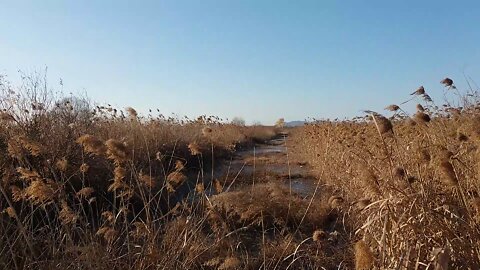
[285,120,306,127]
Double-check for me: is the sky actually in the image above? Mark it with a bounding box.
[1,1,480,124]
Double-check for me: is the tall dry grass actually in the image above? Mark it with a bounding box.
[1,73,298,269]
[290,77,480,268]
[4,70,479,269]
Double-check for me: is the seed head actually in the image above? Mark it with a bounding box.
[414,112,431,123]
[411,86,425,95]
[356,198,371,210]
[56,158,68,172]
[441,78,454,87]
[188,142,201,156]
[113,166,127,183]
[17,167,41,182]
[312,230,327,242]
[196,182,205,193]
[0,112,15,122]
[59,200,78,225]
[138,172,156,188]
[439,160,458,186]
[9,136,43,157]
[97,226,118,243]
[355,240,375,270]
[373,115,393,134]
[105,139,129,164]
[202,126,213,136]
[76,187,95,199]
[25,180,56,206]
[175,160,185,171]
[77,134,106,156]
[80,163,90,173]
[167,171,187,186]
[3,207,16,218]
[10,185,25,202]
[328,195,344,208]
[416,104,425,112]
[384,104,400,112]
[218,256,241,270]
[393,166,406,178]
[360,169,381,197]
[423,94,433,102]
[125,107,138,119]
[214,179,223,193]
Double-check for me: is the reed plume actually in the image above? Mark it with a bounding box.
[354,240,374,270]
[188,142,201,155]
[439,160,458,186]
[105,139,129,164]
[126,107,138,119]
[414,111,431,123]
[138,172,156,188]
[76,187,95,199]
[411,86,425,95]
[24,180,56,205]
[77,134,106,155]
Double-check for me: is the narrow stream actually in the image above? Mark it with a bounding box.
[212,134,318,197]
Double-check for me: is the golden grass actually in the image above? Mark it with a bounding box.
[0,73,304,269]
[289,80,480,268]
[2,72,479,269]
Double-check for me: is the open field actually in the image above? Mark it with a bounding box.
[1,74,480,269]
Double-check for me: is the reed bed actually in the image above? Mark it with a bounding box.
[290,78,480,269]
[3,71,479,269]
[0,73,300,269]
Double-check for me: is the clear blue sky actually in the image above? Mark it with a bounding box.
[1,1,479,124]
